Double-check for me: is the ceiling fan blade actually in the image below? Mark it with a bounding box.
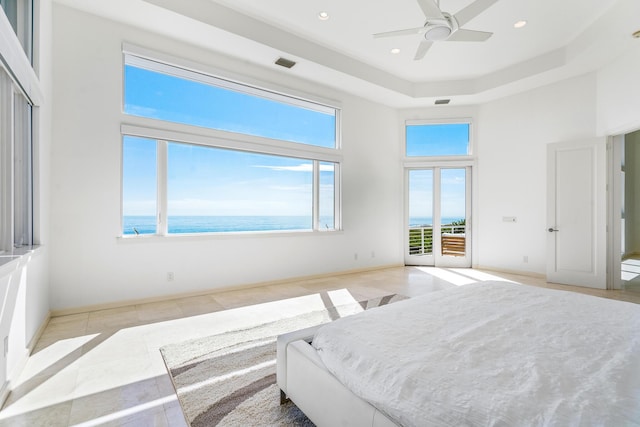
[415,0,445,20]
[447,28,493,42]
[373,26,426,39]
[414,41,433,60]
[453,0,499,27]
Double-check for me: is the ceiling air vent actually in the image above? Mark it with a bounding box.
[275,57,296,69]
[435,99,450,105]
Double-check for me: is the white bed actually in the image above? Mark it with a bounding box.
[276,281,640,426]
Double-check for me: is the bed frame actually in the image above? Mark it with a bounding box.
[277,325,399,427]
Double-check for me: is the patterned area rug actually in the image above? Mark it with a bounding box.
[160,294,407,427]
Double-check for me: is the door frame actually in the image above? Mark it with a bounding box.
[404,162,473,267]
[607,135,624,290]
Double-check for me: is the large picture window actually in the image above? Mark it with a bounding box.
[122,49,341,236]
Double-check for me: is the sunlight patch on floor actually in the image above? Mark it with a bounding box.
[622,258,640,281]
[449,269,516,283]
[18,334,99,384]
[415,267,476,286]
[69,394,177,427]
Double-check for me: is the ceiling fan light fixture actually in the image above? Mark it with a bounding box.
[424,24,452,41]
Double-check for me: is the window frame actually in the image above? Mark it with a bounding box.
[0,1,37,256]
[120,46,343,238]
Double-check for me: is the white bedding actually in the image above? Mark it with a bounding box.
[311,281,640,427]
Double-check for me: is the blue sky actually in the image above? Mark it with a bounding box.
[406,123,469,156]
[409,168,466,221]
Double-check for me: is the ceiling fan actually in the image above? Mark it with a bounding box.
[373,0,499,60]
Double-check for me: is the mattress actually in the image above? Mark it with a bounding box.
[311,281,640,426]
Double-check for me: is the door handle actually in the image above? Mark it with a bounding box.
[548,227,559,232]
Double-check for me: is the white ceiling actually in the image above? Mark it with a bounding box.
[55,0,640,107]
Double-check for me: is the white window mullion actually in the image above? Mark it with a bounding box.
[334,162,342,230]
[157,140,168,236]
[312,160,320,230]
[0,70,13,251]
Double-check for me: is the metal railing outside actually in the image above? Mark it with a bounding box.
[409,225,466,255]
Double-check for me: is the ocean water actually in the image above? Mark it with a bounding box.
[123,215,334,235]
[409,217,465,227]
[123,215,464,235]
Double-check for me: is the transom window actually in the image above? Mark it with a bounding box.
[406,121,471,157]
[122,48,341,236]
[124,56,337,149]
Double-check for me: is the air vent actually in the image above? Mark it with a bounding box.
[275,57,296,69]
[435,99,450,105]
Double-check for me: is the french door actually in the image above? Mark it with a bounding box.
[405,167,471,267]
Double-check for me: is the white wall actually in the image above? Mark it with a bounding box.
[49,5,402,311]
[475,73,599,274]
[597,43,640,136]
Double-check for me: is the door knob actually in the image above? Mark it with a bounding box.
[548,227,559,232]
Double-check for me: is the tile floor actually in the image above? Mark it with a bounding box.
[0,266,639,426]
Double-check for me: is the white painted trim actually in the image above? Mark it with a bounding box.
[607,135,624,290]
[0,8,42,105]
[121,120,342,164]
[156,140,168,236]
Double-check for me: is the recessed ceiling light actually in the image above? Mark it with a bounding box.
[513,20,527,29]
[633,30,640,38]
[390,48,401,54]
[318,11,329,21]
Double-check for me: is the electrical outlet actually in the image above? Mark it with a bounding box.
[167,272,174,281]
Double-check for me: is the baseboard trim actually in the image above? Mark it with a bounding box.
[472,264,546,280]
[50,263,404,317]
[27,311,51,352]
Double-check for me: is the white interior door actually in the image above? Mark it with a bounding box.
[546,138,607,288]
[406,167,471,267]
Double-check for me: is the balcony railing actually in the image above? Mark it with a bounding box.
[409,225,466,256]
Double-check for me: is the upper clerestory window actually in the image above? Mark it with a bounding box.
[124,56,338,149]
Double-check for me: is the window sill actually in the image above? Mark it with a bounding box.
[0,246,41,273]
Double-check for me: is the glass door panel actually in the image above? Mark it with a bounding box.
[440,168,467,259]
[408,170,434,259]
[406,167,470,267]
